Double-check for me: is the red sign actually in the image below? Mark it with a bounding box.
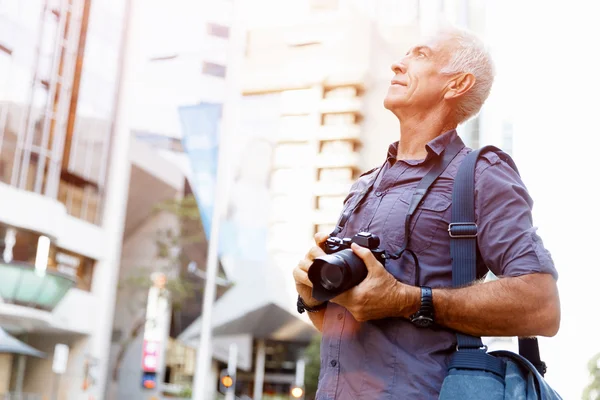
[142,340,160,372]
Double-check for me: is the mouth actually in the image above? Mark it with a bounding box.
[390,80,407,87]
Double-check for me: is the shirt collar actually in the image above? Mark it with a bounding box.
[386,129,460,164]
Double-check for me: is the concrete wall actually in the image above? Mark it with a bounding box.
[20,334,88,400]
[0,354,12,394]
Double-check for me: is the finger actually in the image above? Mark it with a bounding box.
[351,243,383,271]
[314,232,329,246]
[293,266,313,287]
[306,245,326,261]
[297,258,312,273]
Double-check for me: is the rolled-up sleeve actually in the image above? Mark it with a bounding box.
[474,158,558,280]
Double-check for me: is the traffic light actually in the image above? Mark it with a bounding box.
[290,385,304,399]
[141,372,157,389]
[219,368,235,394]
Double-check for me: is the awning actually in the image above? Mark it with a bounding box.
[0,327,46,358]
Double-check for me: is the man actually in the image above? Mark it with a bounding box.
[292,27,560,399]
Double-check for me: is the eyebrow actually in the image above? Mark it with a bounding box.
[406,45,433,56]
[415,45,433,55]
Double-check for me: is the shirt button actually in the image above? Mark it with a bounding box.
[375,191,383,197]
[337,313,343,320]
[330,360,338,367]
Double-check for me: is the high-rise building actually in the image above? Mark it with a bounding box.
[0,0,132,398]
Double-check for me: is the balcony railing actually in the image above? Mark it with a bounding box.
[0,262,76,311]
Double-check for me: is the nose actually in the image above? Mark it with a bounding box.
[391,60,406,75]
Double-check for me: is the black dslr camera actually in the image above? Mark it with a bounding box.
[308,232,386,302]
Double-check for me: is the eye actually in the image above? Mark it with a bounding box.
[418,51,426,58]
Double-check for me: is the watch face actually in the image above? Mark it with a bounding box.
[411,315,433,328]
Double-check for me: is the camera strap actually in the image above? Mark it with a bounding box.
[387,135,464,285]
[331,135,464,284]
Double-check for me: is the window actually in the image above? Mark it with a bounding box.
[320,140,355,154]
[318,167,353,182]
[324,86,357,99]
[202,61,227,78]
[317,195,345,210]
[206,23,230,39]
[322,113,356,125]
[48,247,95,291]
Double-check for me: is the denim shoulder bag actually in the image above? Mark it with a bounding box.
[438,146,562,400]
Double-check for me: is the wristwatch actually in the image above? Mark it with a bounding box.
[297,295,328,314]
[410,286,435,328]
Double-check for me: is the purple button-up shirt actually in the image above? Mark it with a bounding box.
[316,130,557,399]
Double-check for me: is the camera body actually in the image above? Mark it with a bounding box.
[308,232,386,302]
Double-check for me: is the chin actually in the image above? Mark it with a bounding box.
[383,94,406,111]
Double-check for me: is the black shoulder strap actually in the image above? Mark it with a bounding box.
[331,135,465,239]
[450,146,546,376]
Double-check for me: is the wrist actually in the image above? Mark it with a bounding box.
[401,284,422,318]
[302,296,324,308]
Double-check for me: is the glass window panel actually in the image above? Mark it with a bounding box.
[323,113,356,125]
[82,33,119,83]
[317,195,345,210]
[35,274,73,309]
[273,143,311,164]
[319,167,353,182]
[321,140,354,154]
[0,264,22,299]
[15,269,45,303]
[0,51,11,102]
[324,86,357,99]
[281,89,315,108]
[0,142,16,185]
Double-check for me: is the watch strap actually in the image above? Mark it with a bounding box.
[410,286,434,327]
[297,295,327,314]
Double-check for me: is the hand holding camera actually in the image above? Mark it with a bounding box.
[292,232,330,308]
[305,231,420,323]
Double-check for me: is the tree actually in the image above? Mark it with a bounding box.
[583,352,600,400]
[303,334,322,400]
[111,195,202,382]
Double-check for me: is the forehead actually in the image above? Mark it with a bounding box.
[411,33,458,58]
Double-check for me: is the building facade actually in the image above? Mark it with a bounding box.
[0,0,132,399]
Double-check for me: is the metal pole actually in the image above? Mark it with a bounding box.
[295,359,305,387]
[51,373,60,400]
[14,353,26,397]
[253,340,266,400]
[225,343,238,400]
[191,0,246,399]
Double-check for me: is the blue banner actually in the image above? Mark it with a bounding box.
[178,103,222,240]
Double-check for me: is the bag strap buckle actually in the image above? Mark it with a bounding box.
[448,222,478,238]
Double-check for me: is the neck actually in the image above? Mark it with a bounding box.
[396,110,456,160]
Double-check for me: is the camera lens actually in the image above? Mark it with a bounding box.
[320,263,344,291]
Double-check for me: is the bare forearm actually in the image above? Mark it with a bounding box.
[431,273,560,337]
[307,309,326,332]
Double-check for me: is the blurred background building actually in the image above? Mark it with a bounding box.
[0,0,131,399]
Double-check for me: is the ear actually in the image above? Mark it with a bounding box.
[444,73,476,100]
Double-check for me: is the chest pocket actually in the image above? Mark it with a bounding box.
[382,189,451,253]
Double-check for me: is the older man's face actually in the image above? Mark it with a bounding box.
[384,34,456,114]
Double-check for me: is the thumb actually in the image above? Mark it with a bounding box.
[314,232,329,246]
[351,243,383,271]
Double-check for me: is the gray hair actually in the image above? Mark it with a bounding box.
[439,28,495,124]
